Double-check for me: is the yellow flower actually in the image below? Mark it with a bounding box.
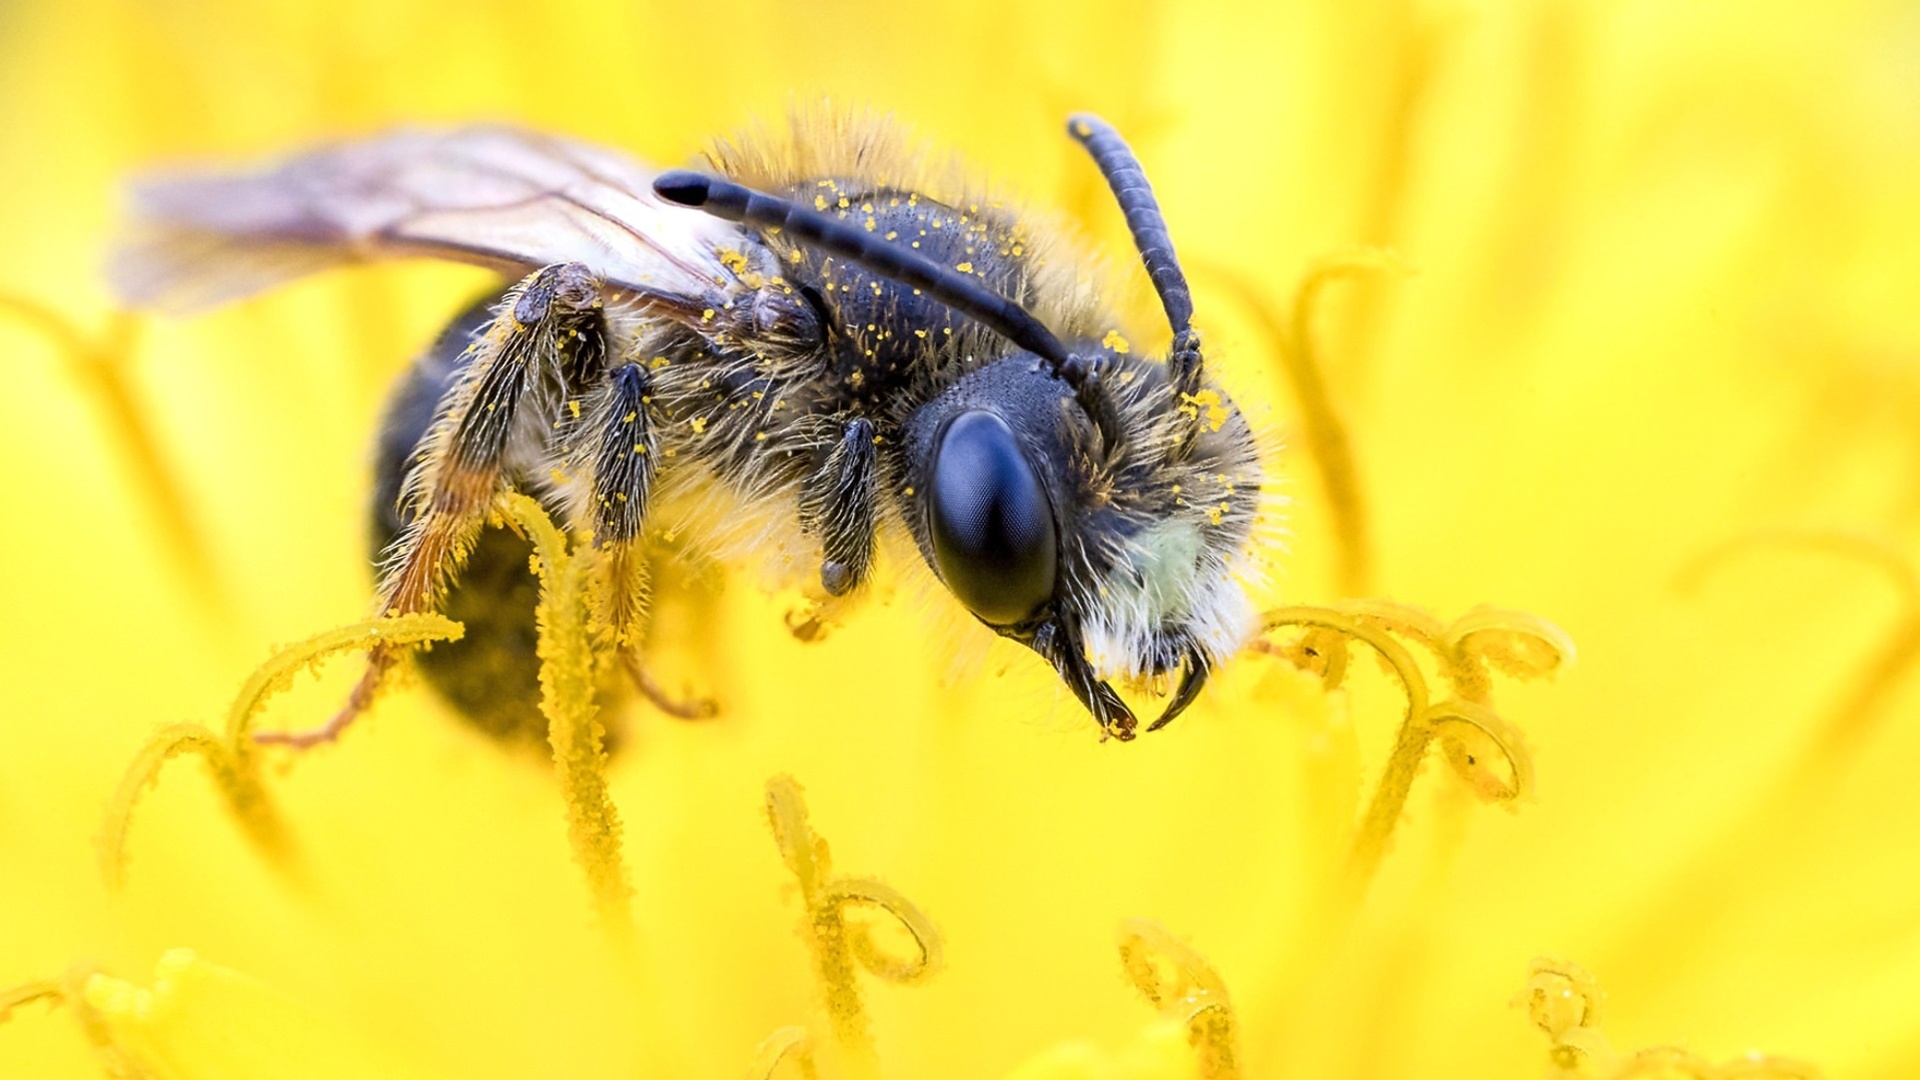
[4,1,1919,1078]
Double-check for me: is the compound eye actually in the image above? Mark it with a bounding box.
[927,410,1058,627]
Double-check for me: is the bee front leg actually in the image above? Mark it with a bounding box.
[579,364,716,720]
[259,263,604,748]
[799,416,878,597]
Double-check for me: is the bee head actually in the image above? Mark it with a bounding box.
[657,114,1258,739]
[900,348,1259,741]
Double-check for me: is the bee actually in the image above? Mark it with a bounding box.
[114,112,1269,743]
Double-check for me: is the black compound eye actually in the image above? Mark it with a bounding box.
[927,410,1058,627]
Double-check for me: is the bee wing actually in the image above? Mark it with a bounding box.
[112,125,744,319]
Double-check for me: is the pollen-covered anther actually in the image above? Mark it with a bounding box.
[98,612,463,889]
[1116,918,1241,1080]
[1518,957,1825,1079]
[765,775,942,1073]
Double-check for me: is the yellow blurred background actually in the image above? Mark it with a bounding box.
[3,0,1920,1077]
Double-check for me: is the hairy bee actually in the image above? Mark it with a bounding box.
[114,112,1269,743]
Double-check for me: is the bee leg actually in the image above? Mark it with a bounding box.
[582,364,718,721]
[785,417,877,643]
[799,416,878,597]
[258,263,604,748]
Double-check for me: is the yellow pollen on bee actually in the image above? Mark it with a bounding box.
[885,230,898,240]
[1102,330,1131,354]
[814,194,829,211]
[837,196,850,209]
[615,492,627,502]
[1207,503,1228,526]
[632,444,645,454]
[864,218,876,232]
[904,486,915,496]
[622,411,637,424]
[956,261,974,273]
[914,329,928,339]
[755,431,768,441]
[701,308,715,322]
[1178,392,1229,433]
[690,417,708,435]
[718,249,749,274]
[567,400,581,419]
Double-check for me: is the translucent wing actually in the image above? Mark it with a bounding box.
[112,125,745,318]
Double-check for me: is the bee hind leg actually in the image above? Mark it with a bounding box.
[257,262,607,749]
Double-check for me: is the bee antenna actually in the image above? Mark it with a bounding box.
[1066,114,1204,400]
[655,170,1129,451]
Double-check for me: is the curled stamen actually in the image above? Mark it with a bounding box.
[1518,956,1605,1041]
[1262,606,1429,896]
[0,296,219,607]
[1680,529,1919,762]
[1116,918,1240,1080]
[1258,601,1566,900]
[1519,958,1826,1080]
[98,614,461,889]
[744,1026,822,1080]
[765,775,942,1074]
[827,879,943,985]
[500,493,634,942]
[1428,698,1533,803]
[1447,607,1578,685]
[1201,251,1406,597]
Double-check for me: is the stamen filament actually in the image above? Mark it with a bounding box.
[500,493,635,943]
[98,613,461,889]
[1203,252,1406,597]
[0,297,221,609]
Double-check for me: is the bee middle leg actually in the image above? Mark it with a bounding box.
[259,262,606,748]
[787,417,878,643]
[799,416,878,597]
[580,363,717,720]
